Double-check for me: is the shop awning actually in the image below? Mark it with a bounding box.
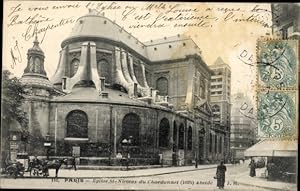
[244,139,298,157]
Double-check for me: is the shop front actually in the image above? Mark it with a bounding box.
[244,139,297,183]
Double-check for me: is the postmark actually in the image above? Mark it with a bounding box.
[257,39,298,90]
[257,91,297,138]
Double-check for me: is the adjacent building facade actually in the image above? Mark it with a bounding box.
[14,11,230,166]
[209,57,231,162]
[271,3,300,39]
[230,93,256,162]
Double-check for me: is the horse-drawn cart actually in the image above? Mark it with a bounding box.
[5,161,25,178]
[28,158,68,177]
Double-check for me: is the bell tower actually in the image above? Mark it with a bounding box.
[21,34,53,90]
[20,35,54,155]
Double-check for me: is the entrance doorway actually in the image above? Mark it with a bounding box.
[198,136,204,164]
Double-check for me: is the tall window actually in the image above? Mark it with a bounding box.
[159,118,170,147]
[134,63,144,86]
[200,79,205,98]
[34,58,41,73]
[173,121,177,151]
[219,136,222,153]
[187,126,193,150]
[156,77,168,96]
[195,72,200,96]
[178,124,185,149]
[209,133,213,153]
[215,135,218,153]
[70,59,79,77]
[121,113,140,146]
[66,110,88,138]
[97,59,111,83]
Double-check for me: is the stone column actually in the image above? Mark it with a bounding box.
[89,42,101,92]
[114,47,130,92]
[51,46,68,85]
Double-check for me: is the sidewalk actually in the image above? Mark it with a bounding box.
[9,164,218,179]
[235,168,297,191]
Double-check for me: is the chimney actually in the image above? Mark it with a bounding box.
[99,77,108,98]
[100,77,105,91]
[62,76,68,91]
[133,83,137,97]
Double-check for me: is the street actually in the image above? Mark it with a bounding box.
[0,163,274,190]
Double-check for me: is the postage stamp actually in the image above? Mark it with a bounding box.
[256,38,299,140]
[257,91,297,138]
[257,39,299,90]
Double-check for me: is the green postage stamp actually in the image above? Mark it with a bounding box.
[257,39,299,139]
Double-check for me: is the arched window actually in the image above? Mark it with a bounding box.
[187,126,193,150]
[97,59,111,83]
[66,110,88,138]
[159,118,170,147]
[178,124,185,149]
[219,136,222,153]
[121,113,140,146]
[70,59,80,77]
[156,77,168,96]
[34,58,41,73]
[133,63,144,86]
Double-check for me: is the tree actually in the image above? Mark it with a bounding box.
[1,70,28,169]
[2,70,28,126]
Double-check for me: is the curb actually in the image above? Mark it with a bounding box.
[1,166,217,179]
[236,180,297,191]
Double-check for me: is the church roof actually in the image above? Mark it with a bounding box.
[62,12,203,62]
[28,35,44,55]
[64,14,148,57]
[52,87,173,111]
[145,36,202,62]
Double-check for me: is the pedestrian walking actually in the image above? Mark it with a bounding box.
[71,156,77,171]
[215,161,227,189]
[249,159,256,177]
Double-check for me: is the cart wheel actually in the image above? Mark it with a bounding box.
[6,167,17,178]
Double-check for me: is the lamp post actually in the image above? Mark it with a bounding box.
[122,136,133,171]
[44,134,51,160]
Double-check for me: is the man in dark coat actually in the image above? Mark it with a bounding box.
[216,161,227,189]
[32,155,40,168]
[71,156,77,171]
[249,159,256,177]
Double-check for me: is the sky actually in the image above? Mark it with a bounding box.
[3,1,273,103]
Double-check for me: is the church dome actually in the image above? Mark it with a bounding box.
[61,11,147,57]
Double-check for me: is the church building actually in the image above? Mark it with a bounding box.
[18,11,228,166]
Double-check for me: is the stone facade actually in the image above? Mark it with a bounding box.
[18,12,229,166]
[209,57,231,162]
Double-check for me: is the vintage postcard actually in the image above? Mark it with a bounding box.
[1,1,298,190]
